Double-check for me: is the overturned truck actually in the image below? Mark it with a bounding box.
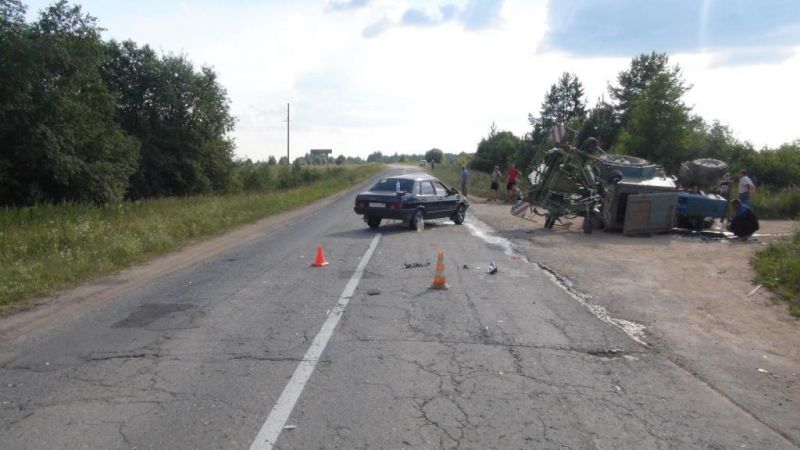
[512,139,728,235]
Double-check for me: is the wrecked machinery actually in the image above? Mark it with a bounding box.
[512,138,729,235]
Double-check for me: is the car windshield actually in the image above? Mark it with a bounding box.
[371,178,416,192]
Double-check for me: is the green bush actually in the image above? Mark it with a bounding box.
[753,229,800,317]
[751,188,800,220]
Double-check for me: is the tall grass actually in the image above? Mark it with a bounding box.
[0,164,382,309]
[429,164,495,199]
[753,228,800,317]
[751,188,800,220]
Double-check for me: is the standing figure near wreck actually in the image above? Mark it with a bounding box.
[718,173,733,223]
[738,169,755,205]
[506,163,521,202]
[490,165,501,202]
[460,165,470,197]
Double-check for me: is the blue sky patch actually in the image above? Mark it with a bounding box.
[539,0,800,64]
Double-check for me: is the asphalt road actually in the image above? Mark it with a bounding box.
[0,168,796,449]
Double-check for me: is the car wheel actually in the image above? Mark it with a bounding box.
[409,208,424,230]
[367,216,381,229]
[452,204,466,225]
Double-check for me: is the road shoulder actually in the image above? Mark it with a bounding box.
[467,199,800,445]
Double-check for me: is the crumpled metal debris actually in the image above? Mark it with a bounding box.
[487,262,497,274]
[403,262,431,269]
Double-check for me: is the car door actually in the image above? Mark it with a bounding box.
[433,181,458,217]
[418,180,439,215]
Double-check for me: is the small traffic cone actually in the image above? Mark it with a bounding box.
[312,245,329,267]
[430,251,449,290]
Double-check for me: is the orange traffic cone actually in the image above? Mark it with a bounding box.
[312,245,329,267]
[430,251,449,290]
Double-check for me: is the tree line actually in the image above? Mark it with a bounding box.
[0,0,236,206]
[472,52,800,190]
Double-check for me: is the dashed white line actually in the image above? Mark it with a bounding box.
[248,233,382,450]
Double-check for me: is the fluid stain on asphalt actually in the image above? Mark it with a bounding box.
[113,303,195,328]
[464,217,648,346]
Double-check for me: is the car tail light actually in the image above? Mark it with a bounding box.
[390,202,404,209]
[355,200,367,207]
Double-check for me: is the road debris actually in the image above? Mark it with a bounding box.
[404,262,430,269]
[462,264,470,269]
[284,425,297,430]
[366,288,381,296]
[747,284,763,297]
[487,262,497,274]
[757,368,769,374]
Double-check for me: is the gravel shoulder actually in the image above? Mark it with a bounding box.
[468,198,800,445]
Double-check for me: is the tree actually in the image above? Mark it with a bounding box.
[576,99,620,150]
[615,72,692,172]
[335,154,346,165]
[0,1,139,205]
[366,151,383,162]
[267,155,277,165]
[425,148,444,164]
[101,40,236,198]
[530,72,586,144]
[609,52,685,128]
[470,127,523,172]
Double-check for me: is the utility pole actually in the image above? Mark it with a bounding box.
[286,103,290,164]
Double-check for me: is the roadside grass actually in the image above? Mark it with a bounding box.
[429,165,495,200]
[751,188,800,220]
[0,164,383,311]
[753,228,800,317]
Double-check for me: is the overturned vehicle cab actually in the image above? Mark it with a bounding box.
[513,138,729,235]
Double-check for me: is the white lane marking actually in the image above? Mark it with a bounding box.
[464,217,648,346]
[249,233,381,450]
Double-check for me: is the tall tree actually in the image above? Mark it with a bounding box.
[576,99,620,150]
[614,72,692,172]
[101,40,235,198]
[0,1,139,205]
[609,52,686,128]
[529,72,586,144]
[471,127,523,172]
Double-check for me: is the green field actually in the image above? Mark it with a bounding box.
[428,164,496,200]
[0,164,382,310]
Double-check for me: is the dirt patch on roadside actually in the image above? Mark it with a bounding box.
[469,199,800,444]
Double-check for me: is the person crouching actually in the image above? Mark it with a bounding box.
[727,198,759,239]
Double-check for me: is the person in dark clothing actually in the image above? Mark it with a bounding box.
[727,198,759,239]
[717,172,732,223]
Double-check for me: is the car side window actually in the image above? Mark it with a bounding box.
[420,181,435,195]
[433,182,449,196]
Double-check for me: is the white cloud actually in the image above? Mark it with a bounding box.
[21,0,800,162]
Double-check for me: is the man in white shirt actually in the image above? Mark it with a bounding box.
[738,169,755,205]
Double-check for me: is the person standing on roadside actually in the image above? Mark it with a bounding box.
[460,165,469,197]
[506,163,521,202]
[718,173,732,224]
[738,169,755,205]
[490,165,501,202]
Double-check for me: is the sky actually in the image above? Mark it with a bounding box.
[22,0,800,161]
